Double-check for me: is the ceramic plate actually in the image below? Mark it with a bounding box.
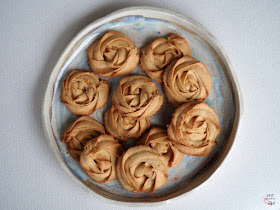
[42,6,241,203]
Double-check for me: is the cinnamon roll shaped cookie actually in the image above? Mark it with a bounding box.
[140,34,191,83]
[167,103,220,156]
[80,134,123,183]
[104,105,150,141]
[137,127,184,168]
[61,70,110,115]
[112,75,163,119]
[88,31,139,77]
[116,146,168,193]
[163,56,212,108]
[61,116,105,160]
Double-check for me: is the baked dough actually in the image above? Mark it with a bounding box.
[112,75,163,119]
[61,116,105,160]
[61,70,110,115]
[163,56,211,108]
[140,34,191,83]
[80,134,123,183]
[88,31,139,77]
[104,105,150,141]
[116,145,168,193]
[137,127,184,168]
[168,103,220,156]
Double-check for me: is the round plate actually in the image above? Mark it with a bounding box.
[42,6,241,203]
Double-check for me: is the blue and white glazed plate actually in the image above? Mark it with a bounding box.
[42,7,241,203]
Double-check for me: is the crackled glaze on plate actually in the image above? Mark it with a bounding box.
[43,7,240,203]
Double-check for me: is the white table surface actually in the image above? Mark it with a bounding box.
[1,0,279,209]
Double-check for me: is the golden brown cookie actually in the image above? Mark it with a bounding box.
[104,105,150,141]
[112,75,163,119]
[167,103,220,156]
[163,56,212,108]
[61,116,105,160]
[116,145,168,193]
[88,31,139,78]
[140,34,191,83]
[80,134,123,183]
[61,70,110,115]
[137,127,184,168]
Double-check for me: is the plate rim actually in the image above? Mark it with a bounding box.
[42,6,242,205]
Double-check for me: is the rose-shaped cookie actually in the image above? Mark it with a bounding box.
[116,146,168,193]
[61,70,110,115]
[163,56,212,108]
[137,127,184,168]
[80,134,123,183]
[61,116,105,160]
[104,105,150,141]
[140,34,191,83]
[88,31,139,78]
[112,75,163,118]
[167,103,220,156]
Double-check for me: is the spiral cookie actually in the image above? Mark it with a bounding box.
[61,116,105,160]
[112,75,163,119]
[104,105,150,141]
[88,31,139,77]
[140,34,191,83]
[137,127,184,168]
[80,134,123,183]
[168,103,220,156]
[116,145,168,193]
[61,70,110,115]
[163,56,212,108]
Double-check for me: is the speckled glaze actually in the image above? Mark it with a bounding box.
[43,7,241,204]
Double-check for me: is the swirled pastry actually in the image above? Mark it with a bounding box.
[137,127,184,168]
[140,34,191,83]
[61,116,105,160]
[80,134,123,183]
[116,146,168,193]
[104,105,150,141]
[61,70,110,115]
[163,56,212,108]
[112,75,163,118]
[88,31,139,77]
[167,103,220,156]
